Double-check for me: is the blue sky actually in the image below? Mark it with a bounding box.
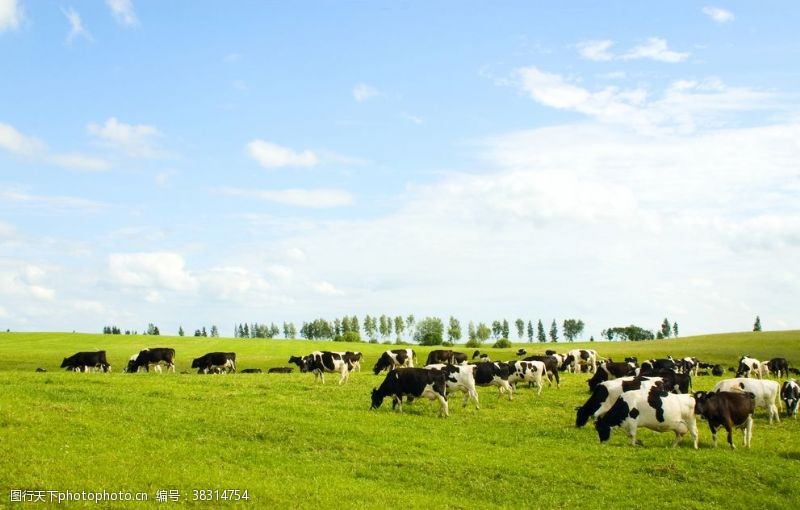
[1,1,799,339]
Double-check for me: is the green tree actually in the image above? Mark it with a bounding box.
[476,322,492,343]
[406,314,415,334]
[447,316,462,343]
[178,326,184,337]
[491,320,503,339]
[673,322,679,337]
[394,316,405,342]
[527,320,534,343]
[549,320,558,343]
[502,319,510,340]
[753,316,762,332]
[468,321,477,343]
[364,315,377,341]
[661,318,672,339]
[379,315,390,339]
[562,319,585,342]
[210,325,219,337]
[515,319,525,340]
[537,320,546,343]
[415,317,444,346]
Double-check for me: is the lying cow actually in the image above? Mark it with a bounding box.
[61,351,111,372]
[425,349,467,366]
[712,378,780,423]
[372,349,415,374]
[594,385,698,448]
[126,347,175,373]
[240,368,262,374]
[370,368,449,417]
[693,390,755,449]
[426,363,480,409]
[781,380,799,418]
[268,367,293,374]
[192,352,236,374]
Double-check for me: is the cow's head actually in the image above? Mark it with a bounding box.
[60,358,69,368]
[370,388,384,409]
[191,357,202,369]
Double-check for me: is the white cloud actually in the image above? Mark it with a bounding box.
[353,83,378,102]
[0,0,22,33]
[246,140,318,168]
[0,188,107,213]
[88,117,162,158]
[575,37,688,63]
[0,122,45,156]
[63,7,92,44]
[201,266,273,302]
[106,0,138,27]
[0,265,56,301]
[0,220,13,237]
[218,187,354,208]
[108,252,197,291]
[702,6,734,23]
[313,281,345,296]
[577,40,615,61]
[48,153,109,171]
[516,67,773,133]
[622,37,689,63]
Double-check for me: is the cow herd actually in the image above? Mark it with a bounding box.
[59,346,798,449]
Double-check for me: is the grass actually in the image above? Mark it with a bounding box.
[0,331,799,509]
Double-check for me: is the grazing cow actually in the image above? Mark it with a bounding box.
[370,368,449,417]
[523,355,561,388]
[736,356,763,379]
[764,358,789,379]
[587,361,637,391]
[61,351,110,372]
[594,386,698,448]
[344,351,363,372]
[240,368,262,374]
[472,362,514,400]
[425,350,467,366]
[372,349,415,374]
[575,376,664,427]
[292,351,356,384]
[127,347,176,373]
[639,358,676,374]
[268,367,293,373]
[192,352,236,374]
[425,363,480,409]
[561,349,598,373]
[693,390,755,448]
[712,378,780,423]
[506,360,548,395]
[780,380,799,418]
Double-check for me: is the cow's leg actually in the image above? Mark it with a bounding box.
[689,416,699,450]
[437,393,449,418]
[710,423,719,447]
[743,415,753,448]
[769,403,779,424]
[470,388,480,410]
[536,375,543,396]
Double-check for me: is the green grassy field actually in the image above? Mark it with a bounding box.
[1,331,799,509]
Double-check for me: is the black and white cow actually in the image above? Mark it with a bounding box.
[192,352,236,374]
[240,368,262,373]
[712,364,725,377]
[764,357,789,379]
[561,349,597,373]
[372,349,415,374]
[735,356,763,379]
[676,357,700,376]
[523,355,561,388]
[425,349,467,366]
[712,378,780,423]
[780,380,799,418]
[586,361,637,391]
[126,347,176,373]
[370,368,449,417]
[693,390,755,448]
[639,358,676,374]
[290,351,356,384]
[425,363,480,409]
[268,367,293,373]
[516,349,527,357]
[61,351,110,372]
[506,360,548,395]
[594,385,698,448]
[472,350,491,362]
[472,362,514,400]
[575,376,664,427]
